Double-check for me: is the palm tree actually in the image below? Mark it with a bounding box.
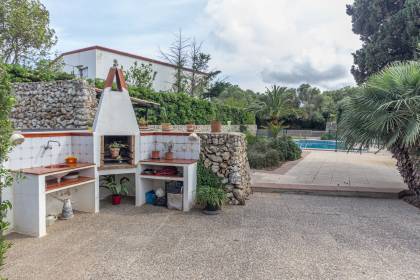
[250,85,296,137]
[251,85,295,121]
[339,61,420,194]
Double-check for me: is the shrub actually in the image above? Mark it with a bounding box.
[269,136,302,161]
[5,62,74,83]
[197,160,227,208]
[197,160,223,188]
[321,132,336,140]
[245,132,259,145]
[197,185,227,209]
[247,135,301,169]
[0,63,15,275]
[248,147,279,169]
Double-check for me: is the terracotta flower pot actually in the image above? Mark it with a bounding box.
[211,120,222,133]
[165,151,174,160]
[151,150,160,159]
[112,195,122,205]
[110,147,120,159]
[161,123,173,131]
[186,123,195,132]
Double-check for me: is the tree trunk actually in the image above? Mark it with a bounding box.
[390,144,420,196]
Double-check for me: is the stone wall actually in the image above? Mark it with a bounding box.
[199,132,252,205]
[11,80,97,130]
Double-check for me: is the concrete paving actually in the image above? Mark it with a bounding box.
[3,194,420,280]
[252,150,407,196]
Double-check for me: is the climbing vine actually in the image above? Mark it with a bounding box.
[0,63,15,271]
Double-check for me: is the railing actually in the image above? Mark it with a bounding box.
[257,129,329,138]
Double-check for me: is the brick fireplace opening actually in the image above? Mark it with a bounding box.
[100,135,135,168]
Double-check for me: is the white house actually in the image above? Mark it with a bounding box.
[59,45,207,92]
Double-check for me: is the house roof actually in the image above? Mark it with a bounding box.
[60,45,208,75]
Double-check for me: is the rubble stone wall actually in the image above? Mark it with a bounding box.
[199,132,252,205]
[11,80,97,130]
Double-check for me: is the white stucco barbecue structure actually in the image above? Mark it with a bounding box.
[3,65,199,237]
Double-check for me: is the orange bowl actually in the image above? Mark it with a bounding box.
[65,157,77,165]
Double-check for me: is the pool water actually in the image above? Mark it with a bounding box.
[295,139,344,150]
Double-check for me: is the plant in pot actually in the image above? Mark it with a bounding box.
[138,117,148,130]
[186,120,195,132]
[108,141,127,159]
[211,111,222,133]
[164,141,174,160]
[102,175,129,205]
[151,139,160,159]
[160,108,172,131]
[197,185,227,215]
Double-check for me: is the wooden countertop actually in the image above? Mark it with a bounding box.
[139,159,197,165]
[21,162,95,175]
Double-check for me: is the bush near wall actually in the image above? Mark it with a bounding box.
[246,134,302,169]
[128,87,255,125]
[5,63,74,83]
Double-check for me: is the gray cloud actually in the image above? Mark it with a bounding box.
[261,61,348,85]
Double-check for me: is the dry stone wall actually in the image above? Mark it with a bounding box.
[199,132,252,205]
[11,80,97,130]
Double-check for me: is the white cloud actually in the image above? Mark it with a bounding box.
[201,0,361,91]
[42,0,361,91]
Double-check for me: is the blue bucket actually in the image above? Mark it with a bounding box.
[145,191,156,204]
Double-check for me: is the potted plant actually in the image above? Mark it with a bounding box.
[186,120,195,132]
[151,139,160,159]
[197,185,227,215]
[102,175,129,205]
[138,117,148,130]
[164,141,174,160]
[108,142,127,159]
[160,108,172,131]
[211,111,222,133]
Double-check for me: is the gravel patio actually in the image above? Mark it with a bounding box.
[3,193,420,280]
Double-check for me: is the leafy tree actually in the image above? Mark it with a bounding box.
[297,83,323,119]
[347,0,420,84]
[339,61,420,194]
[215,84,259,109]
[160,29,190,93]
[0,63,14,273]
[188,38,211,97]
[322,87,358,121]
[204,81,231,100]
[0,0,56,64]
[125,62,156,90]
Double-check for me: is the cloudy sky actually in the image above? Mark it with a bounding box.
[41,0,361,92]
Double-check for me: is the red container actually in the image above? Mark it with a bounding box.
[112,195,122,205]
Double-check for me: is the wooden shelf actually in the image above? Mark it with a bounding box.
[140,174,184,181]
[45,176,95,194]
[139,159,197,166]
[98,164,136,171]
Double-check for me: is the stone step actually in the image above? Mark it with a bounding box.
[252,183,406,199]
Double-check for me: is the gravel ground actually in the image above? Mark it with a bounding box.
[3,193,420,280]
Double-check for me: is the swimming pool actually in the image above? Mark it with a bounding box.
[294,139,344,150]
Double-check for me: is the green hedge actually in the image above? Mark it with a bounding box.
[247,135,302,169]
[128,87,255,125]
[5,63,74,83]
